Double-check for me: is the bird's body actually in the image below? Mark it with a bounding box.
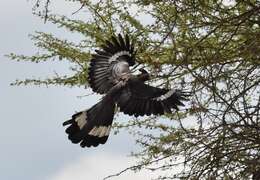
[63,34,189,148]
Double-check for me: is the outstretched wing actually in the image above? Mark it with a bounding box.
[88,34,136,94]
[116,80,189,116]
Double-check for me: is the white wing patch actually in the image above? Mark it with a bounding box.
[108,51,131,63]
[75,111,87,129]
[154,89,175,101]
[88,126,111,137]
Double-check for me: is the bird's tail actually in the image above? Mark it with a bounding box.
[63,97,115,148]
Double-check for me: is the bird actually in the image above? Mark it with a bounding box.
[63,34,189,148]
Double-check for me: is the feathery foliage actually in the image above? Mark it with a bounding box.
[9,0,260,179]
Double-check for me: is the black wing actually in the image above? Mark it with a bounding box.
[88,34,136,94]
[116,80,189,116]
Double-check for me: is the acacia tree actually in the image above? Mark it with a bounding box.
[8,0,260,179]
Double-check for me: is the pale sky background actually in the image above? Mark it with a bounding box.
[0,1,163,180]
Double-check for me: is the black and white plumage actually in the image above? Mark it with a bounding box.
[88,34,135,94]
[63,34,189,148]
